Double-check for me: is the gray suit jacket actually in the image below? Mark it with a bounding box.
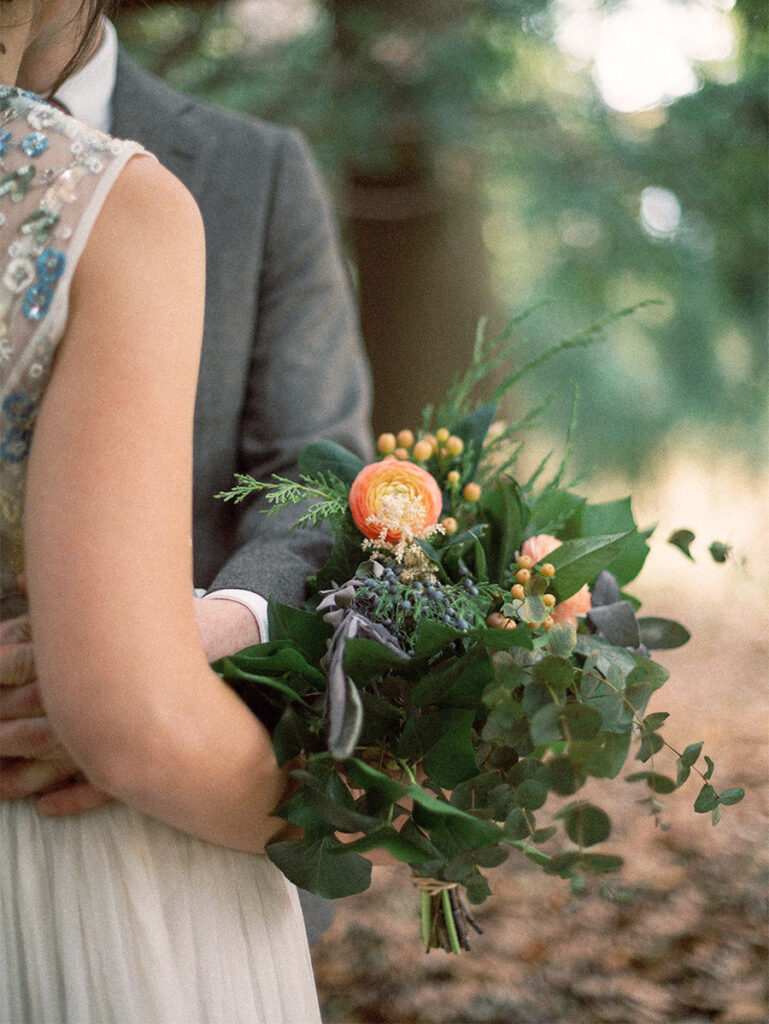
[111,53,372,945]
[112,52,372,606]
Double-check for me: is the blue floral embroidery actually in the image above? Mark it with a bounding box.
[0,394,34,463]
[0,426,31,463]
[3,393,33,422]
[21,132,49,158]
[0,131,11,156]
[22,282,53,321]
[36,248,65,283]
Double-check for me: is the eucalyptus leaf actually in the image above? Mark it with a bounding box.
[556,802,611,847]
[638,617,691,651]
[719,787,745,805]
[694,783,720,812]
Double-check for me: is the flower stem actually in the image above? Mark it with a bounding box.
[420,892,432,951]
[441,889,462,955]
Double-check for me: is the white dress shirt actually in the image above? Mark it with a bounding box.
[58,22,269,644]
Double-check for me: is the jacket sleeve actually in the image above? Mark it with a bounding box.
[208,130,373,607]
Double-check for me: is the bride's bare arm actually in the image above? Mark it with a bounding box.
[24,155,288,853]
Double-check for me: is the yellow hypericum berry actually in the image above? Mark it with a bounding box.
[377,432,397,455]
[435,427,450,444]
[397,429,414,449]
[393,447,410,460]
[543,616,554,631]
[441,516,458,535]
[463,482,481,502]
[412,439,433,462]
[541,563,556,578]
[543,593,556,608]
[486,612,516,630]
[516,555,533,570]
[510,583,525,600]
[445,435,464,456]
[422,433,438,454]
[515,568,531,584]
[446,470,460,485]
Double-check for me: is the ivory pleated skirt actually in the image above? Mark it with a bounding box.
[1,799,321,1024]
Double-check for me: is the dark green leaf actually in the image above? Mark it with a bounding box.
[581,498,650,585]
[694,783,720,813]
[626,771,676,794]
[412,618,458,658]
[266,601,332,664]
[668,529,696,560]
[643,712,670,730]
[410,644,494,709]
[719,787,745,805]
[547,531,637,602]
[512,777,549,810]
[681,741,704,768]
[474,845,510,868]
[275,770,380,833]
[399,709,478,788]
[342,636,410,683]
[637,730,665,763]
[503,807,534,840]
[465,873,493,904]
[546,755,584,795]
[564,703,603,740]
[556,802,611,847]
[479,479,526,582]
[527,490,586,538]
[272,706,306,765]
[298,439,365,486]
[704,756,715,780]
[267,836,371,898]
[342,824,442,863]
[579,853,624,874]
[407,784,502,849]
[708,540,732,563]
[343,757,409,803]
[638,617,691,651]
[529,704,563,745]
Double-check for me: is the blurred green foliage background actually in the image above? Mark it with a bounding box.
[116,0,767,477]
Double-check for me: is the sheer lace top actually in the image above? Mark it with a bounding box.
[0,86,148,618]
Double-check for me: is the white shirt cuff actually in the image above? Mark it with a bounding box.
[202,589,270,644]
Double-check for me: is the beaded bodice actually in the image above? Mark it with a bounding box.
[0,86,146,618]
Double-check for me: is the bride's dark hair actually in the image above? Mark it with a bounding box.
[47,0,114,98]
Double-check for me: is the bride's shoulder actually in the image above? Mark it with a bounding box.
[106,152,203,243]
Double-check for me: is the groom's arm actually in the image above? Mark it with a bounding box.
[206,129,373,608]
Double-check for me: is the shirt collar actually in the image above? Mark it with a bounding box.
[54,17,118,133]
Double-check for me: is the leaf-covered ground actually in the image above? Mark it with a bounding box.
[311,464,769,1024]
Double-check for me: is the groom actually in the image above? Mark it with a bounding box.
[0,19,372,940]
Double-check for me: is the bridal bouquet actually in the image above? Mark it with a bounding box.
[216,314,743,953]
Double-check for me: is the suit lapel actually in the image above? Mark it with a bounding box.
[111,50,217,197]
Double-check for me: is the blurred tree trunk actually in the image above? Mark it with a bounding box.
[328,0,497,433]
[344,174,495,435]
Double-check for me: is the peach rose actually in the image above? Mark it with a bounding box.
[349,457,443,544]
[520,533,591,628]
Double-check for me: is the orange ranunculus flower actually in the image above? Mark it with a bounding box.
[349,457,443,544]
[520,533,592,628]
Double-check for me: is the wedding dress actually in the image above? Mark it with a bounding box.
[0,87,321,1024]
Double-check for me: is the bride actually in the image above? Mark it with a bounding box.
[0,1,321,1021]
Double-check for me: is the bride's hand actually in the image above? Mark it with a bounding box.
[0,614,111,814]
